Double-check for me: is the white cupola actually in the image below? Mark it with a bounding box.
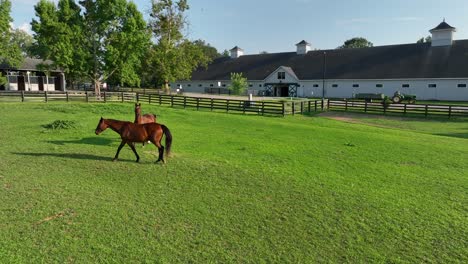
[296,40,312,55]
[430,19,456,47]
[230,46,244,59]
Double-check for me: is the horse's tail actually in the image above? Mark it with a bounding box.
[161,124,172,156]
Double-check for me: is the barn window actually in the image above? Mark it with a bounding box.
[222,84,226,87]
[313,84,319,87]
[198,84,202,87]
[259,84,262,87]
[249,84,253,87]
[210,84,214,87]
[402,84,410,88]
[376,84,383,88]
[457,84,467,88]
[428,84,437,88]
[332,84,338,88]
[277,72,286,80]
[352,84,359,88]
[187,84,191,87]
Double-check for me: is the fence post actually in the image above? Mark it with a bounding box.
[243,101,246,114]
[136,93,139,102]
[282,102,285,116]
[66,91,69,102]
[383,104,387,115]
[321,99,324,110]
[448,105,452,118]
[171,95,174,107]
[308,101,311,112]
[211,98,214,111]
[121,92,124,103]
[365,101,368,113]
[159,94,162,105]
[103,92,106,103]
[292,102,295,115]
[21,91,25,102]
[45,91,48,103]
[425,105,428,117]
[327,99,330,111]
[149,94,152,104]
[226,100,230,112]
[404,104,407,115]
[300,101,304,114]
[345,99,348,112]
[315,100,317,111]
[196,98,200,110]
[85,91,89,103]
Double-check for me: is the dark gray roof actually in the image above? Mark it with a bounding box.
[296,40,310,46]
[430,21,456,32]
[230,46,243,51]
[191,40,468,80]
[0,58,62,72]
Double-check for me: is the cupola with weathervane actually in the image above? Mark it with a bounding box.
[430,19,456,47]
[296,40,312,55]
[230,46,244,59]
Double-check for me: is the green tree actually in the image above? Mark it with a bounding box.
[147,0,210,92]
[417,36,432,43]
[32,0,86,89]
[221,49,229,57]
[0,0,22,86]
[229,72,247,95]
[31,0,149,92]
[338,37,373,49]
[11,28,34,57]
[193,39,220,60]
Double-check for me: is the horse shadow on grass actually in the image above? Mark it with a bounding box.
[12,152,135,163]
[46,137,115,146]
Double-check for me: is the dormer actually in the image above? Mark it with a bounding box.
[296,40,311,55]
[430,20,456,47]
[230,46,244,59]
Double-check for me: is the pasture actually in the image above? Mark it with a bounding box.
[0,103,467,262]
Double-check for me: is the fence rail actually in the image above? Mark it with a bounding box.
[2,91,466,118]
[328,99,468,118]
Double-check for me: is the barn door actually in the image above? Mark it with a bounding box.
[17,76,25,91]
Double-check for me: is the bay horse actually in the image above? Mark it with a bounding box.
[95,118,172,163]
[134,103,156,124]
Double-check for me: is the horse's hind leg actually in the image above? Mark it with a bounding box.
[150,139,165,164]
[113,141,126,162]
[128,142,140,163]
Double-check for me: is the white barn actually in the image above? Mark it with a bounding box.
[172,21,468,101]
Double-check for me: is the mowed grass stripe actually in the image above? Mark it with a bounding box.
[0,103,466,262]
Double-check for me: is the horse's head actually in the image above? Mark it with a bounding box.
[135,103,142,115]
[95,117,108,135]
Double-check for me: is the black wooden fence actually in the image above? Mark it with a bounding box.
[2,91,466,118]
[328,99,468,118]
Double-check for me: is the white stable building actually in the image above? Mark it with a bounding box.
[172,21,468,101]
[0,58,66,92]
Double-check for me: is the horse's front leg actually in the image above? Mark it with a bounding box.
[113,141,126,162]
[128,142,140,163]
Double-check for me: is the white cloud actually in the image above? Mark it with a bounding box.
[11,22,32,34]
[393,17,423,22]
[335,18,372,26]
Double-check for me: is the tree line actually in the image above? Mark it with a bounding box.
[1,0,225,94]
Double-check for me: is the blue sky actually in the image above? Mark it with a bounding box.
[11,0,468,54]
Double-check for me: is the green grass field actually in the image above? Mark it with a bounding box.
[0,103,466,263]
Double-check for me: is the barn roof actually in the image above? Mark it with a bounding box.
[190,40,468,80]
[0,58,62,72]
[430,21,456,32]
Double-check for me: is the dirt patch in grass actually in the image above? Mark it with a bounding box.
[318,112,406,128]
